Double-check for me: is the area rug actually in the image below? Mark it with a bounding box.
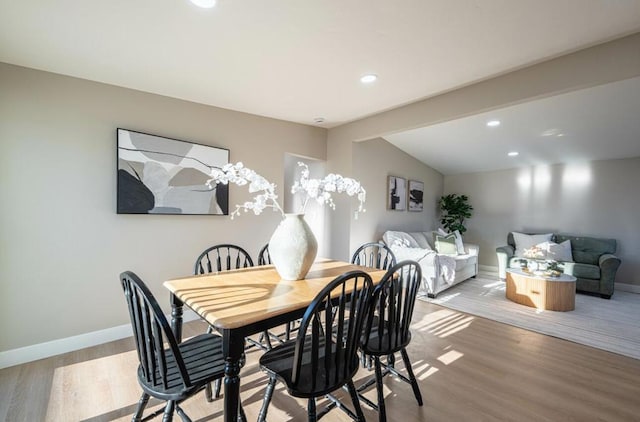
[419,274,640,360]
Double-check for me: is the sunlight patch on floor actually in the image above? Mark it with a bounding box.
[411,361,437,381]
[434,316,474,338]
[45,350,141,421]
[412,309,459,330]
[437,349,464,365]
[483,281,505,289]
[417,366,439,381]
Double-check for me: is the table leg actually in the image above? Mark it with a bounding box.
[222,329,245,422]
[169,294,184,342]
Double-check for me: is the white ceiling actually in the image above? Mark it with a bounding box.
[1,0,640,128]
[384,76,640,175]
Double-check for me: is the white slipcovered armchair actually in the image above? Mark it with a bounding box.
[382,230,479,297]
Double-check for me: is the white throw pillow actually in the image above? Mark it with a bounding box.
[546,240,573,262]
[409,232,432,250]
[382,231,420,249]
[453,230,465,255]
[512,232,553,257]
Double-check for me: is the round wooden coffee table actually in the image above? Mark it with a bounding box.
[505,268,577,311]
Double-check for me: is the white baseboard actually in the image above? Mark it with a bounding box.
[478,265,499,275]
[0,310,200,370]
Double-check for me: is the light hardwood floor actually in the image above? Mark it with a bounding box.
[2,300,639,421]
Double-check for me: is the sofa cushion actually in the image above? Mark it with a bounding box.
[555,234,616,265]
[545,240,573,262]
[433,228,465,254]
[453,230,465,254]
[453,253,477,270]
[383,231,420,249]
[408,232,432,250]
[391,246,433,263]
[512,232,553,257]
[562,262,600,280]
[434,234,458,255]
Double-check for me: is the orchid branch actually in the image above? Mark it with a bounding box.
[207,161,366,220]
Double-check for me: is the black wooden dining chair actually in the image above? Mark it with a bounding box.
[351,242,397,369]
[194,244,272,350]
[119,271,246,422]
[257,243,271,265]
[257,270,373,422]
[357,260,423,422]
[194,243,272,401]
[351,242,396,271]
[194,243,254,274]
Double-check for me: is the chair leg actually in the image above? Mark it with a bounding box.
[387,353,395,369]
[132,392,150,422]
[373,356,387,422]
[162,401,175,422]
[205,378,223,402]
[238,402,247,422]
[205,382,213,402]
[307,397,317,422]
[175,404,192,422]
[400,348,423,406]
[346,380,366,422]
[360,352,373,370]
[258,376,277,422]
[263,330,273,350]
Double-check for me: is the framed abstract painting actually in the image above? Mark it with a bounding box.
[117,128,229,215]
[408,180,424,212]
[387,176,406,211]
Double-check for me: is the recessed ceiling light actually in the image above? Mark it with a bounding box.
[314,117,325,124]
[190,0,216,8]
[508,151,519,157]
[487,120,501,127]
[360,74,378,84]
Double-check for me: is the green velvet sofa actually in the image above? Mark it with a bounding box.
[496,232,621,299]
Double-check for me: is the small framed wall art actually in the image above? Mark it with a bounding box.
[117,128,229,215]
[388,175,406,211]
[408,180,424,212]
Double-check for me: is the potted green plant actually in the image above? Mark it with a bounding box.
[438,194,473,234]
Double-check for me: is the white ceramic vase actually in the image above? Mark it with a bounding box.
[269,213,318,280]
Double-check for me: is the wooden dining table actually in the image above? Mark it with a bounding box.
[164,259,388,422]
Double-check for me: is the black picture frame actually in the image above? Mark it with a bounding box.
[117,128,229,215]
[388,176,406,211]
[408,180,424,212]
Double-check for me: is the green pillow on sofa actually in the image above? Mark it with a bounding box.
[434,233,458,255]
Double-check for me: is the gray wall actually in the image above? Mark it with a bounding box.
[351,138,443,250]
[0,63,326,351]
[444,157,640,286]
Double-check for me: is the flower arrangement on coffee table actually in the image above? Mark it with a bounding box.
[523,245,546,260]
[521,245,562,276]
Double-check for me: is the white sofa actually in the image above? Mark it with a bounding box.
[382,230,479,297]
